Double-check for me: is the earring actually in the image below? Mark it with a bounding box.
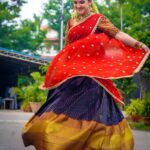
[72,8,77,19]
[90,4,93,12]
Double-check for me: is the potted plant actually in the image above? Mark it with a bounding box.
[126,99,143,122]
[25,72,48,113]
[20,100,32,112]
[13,86,31,112]
[15,71,47,113]
[141,93,150,126]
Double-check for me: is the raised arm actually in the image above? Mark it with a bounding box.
[115,31,149,51]
[98,15,149,51]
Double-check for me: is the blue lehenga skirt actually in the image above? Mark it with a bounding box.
[22,76,134,150]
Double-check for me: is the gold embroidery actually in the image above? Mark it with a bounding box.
[98,15,120,37]
[91,16,102,34]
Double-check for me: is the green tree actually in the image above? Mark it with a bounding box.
[11,15,46,52]
[0,1,46,52]
[114,78,137,104]
[0,0,26,48]
[42,0,72,38]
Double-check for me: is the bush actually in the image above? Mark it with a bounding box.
[141,93,150,117]
[15,71,48,110]
[126,99,143,116]
[126,92,150,118]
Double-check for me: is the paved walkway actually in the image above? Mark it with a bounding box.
[0,110,150,150]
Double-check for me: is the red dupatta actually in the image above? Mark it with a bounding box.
[42,14,149,104]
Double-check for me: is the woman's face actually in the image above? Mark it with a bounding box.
[73,0,92,16]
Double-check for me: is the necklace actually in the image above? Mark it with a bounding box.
[76,12,92,22]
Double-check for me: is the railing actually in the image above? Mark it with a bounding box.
[0,47,50,65]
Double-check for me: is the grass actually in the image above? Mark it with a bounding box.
[124,114,150,131]
[129,122,150,131]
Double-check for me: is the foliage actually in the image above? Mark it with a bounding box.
[39,64,49,75]
[0,0,24,47]
[126,92,150,117]
[12,15,46,52]
[42,0,72,50]
[129,122,150,131]
[126,99,143,116]
[42,0,72,34]
[114,78,137,103]
[141,92,150,117]
[15,72,48,108]
[20,100,31,112]
[17,75,31,87]
[0,1,46,52]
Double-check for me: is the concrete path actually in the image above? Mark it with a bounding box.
[0,110,150,150]
[0,110,34,150]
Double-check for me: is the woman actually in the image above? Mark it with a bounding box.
[22,0,149,150]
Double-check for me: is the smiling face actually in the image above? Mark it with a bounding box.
[73,0,92,16]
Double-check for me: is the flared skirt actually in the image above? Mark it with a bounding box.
[22,76,134,150]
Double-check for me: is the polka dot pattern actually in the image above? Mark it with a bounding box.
[43,14,149,103]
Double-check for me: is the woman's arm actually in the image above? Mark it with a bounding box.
[98,15,149,52]
[115,31,149,51]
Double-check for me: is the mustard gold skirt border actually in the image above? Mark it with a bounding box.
[22,112,134,150]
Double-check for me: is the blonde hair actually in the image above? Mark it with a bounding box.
[71,0,99,19]
[91,2,99,13]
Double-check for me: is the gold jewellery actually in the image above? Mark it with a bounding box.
[76,12,92,22]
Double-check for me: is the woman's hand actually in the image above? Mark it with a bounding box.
[141,44,150,52]
[135,41,150,52]
[115,31,150,52]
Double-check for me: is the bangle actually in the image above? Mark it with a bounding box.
[134,41,144,49]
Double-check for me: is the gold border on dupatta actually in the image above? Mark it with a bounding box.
[41,13,150,105]
[40,75,124,105]
[90,15,102,34]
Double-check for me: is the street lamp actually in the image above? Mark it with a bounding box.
[60,0,64,50]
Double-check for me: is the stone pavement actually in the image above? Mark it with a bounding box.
[0,110,150,150]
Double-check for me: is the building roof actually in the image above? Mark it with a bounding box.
[0,47,50,65]
[0,47,51,88]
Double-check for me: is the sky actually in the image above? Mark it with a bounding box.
[19,0,104,20]
[20,0,49,20]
